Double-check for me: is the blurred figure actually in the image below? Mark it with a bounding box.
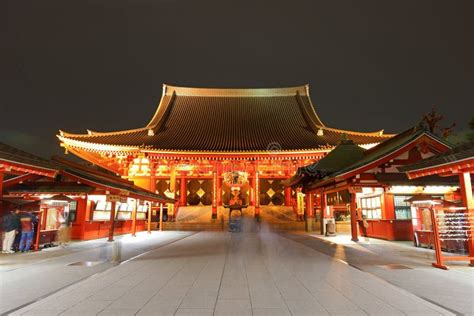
[2,209,20,254]
[58,211,71,247]
[362,215,370,243]
[19,212,37,252]
[111,240,122,263]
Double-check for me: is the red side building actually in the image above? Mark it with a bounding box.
[286,127,461,241]
[0,143,172,247]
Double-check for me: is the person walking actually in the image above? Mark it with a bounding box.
[362,215,370,243]
[19,212,37,252]
[58,211,71,247]
[2,209,20,254]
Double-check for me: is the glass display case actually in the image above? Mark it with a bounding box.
[360,195,382,219]
[116,202,132,221]
[137,204,148,220]
[88,196,149,221]
[91,200,112,221]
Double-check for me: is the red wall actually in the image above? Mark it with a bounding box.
[359,219,413,241]
[357,193,414,241]
[70,198,147,240]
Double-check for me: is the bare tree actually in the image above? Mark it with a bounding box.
[420,106,456,139]
[420,106,444,133]
[441,123,456,138]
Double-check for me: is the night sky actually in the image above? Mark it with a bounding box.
[1,0,473,158]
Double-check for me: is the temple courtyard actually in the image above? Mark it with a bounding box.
[2,217,473,316]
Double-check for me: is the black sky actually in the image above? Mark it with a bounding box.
[1,0,473,158]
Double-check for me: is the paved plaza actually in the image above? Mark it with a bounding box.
[9,227,457,316]
[0,231,194,314]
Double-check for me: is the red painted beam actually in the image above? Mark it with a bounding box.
[3,173,42,188]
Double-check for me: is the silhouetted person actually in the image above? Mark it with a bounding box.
[19,212,37,252]
[2,209,20,254]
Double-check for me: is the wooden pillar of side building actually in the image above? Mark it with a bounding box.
[108,201,117,242]
[320,190,329,233]
[132,198,138,237]
[0,171,3,212]
[459,171,474,265]
[180,172,187,206]
[159,203,163,231]
[305,192,314,231]
[147,201,152,234]
[350,190,359,242]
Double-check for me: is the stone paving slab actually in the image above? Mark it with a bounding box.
[285,232,474,315]
[9,230,456,316]
[0,231,193,314]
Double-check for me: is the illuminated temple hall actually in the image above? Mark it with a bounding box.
[58,85,393,220]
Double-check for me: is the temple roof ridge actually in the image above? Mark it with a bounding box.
[316,125,392,137]
[161,83,309,97]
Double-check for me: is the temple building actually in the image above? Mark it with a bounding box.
[57,84,393,219]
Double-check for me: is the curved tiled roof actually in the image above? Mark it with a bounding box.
[0,142,58,172]
[59,84,393,153]
[398,141,474,173]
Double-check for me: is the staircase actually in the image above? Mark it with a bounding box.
[161,205,305,231]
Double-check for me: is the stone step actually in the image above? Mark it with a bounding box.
[161,219,305,231]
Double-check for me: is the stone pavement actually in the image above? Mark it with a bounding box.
[11,230,454,316]
[0,231,193,314]
[285,232,474,315]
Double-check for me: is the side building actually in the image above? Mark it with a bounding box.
[285,127,461,241]
[0,142,172,246]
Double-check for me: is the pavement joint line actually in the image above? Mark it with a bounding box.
[0,242,110,273]
[117,231,197,265]
[417,296,463,316]
[0,231,159,273]
[281,233,396,315]
[134,244,192,315]
[212,232,232,315]
[2,231,197,316]
[281,232,461,316]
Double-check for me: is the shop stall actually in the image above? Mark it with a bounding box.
[286,127,453,243]
[1,143,173,248]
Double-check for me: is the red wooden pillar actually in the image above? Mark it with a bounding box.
[350,191,359,242]
[147,201,152,234]
[169,164,176,220]
[108,201,117,242]
[254,163,260,217]
[180,173,187,206]
[150,163,157,193]
[320,190,327,233]
[34,210,44,251]
[159,203,163,231]
[217,175,222,207]
[212,169,218,219]
[306,193,314,218]
[249,176,255,206]
[459,172,474,265]
[131,198,138,237]
[284,168,292,206]
[284,187,292,206]
[305,192,314,231]
[0,171,3,213]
